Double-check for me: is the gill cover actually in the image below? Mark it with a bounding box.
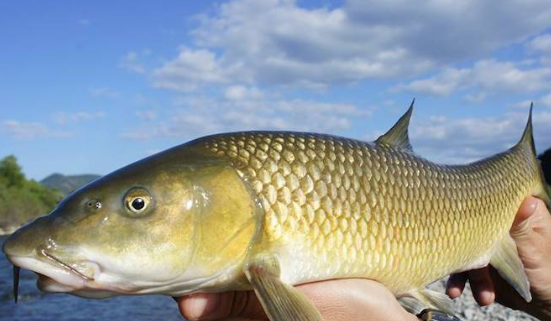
[184,158,262,287]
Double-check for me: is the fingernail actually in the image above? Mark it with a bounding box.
[446,287,461,299]
[526,198,539,215]
[480,290,495,306]
[186,294,218,320]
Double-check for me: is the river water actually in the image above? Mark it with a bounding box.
[0,235,184,321]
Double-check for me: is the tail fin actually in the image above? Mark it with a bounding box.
[516,103,551,207]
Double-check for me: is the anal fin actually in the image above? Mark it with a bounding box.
[490,235,532,302]
[244,254,322,321]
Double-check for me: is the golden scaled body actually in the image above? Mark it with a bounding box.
[4,104,549,320]
[192,128,542,296]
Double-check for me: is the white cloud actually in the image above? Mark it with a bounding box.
[541,93,551,106]
[224,85,264,101]
[119,50,150,74]
[410,110,551,164]
[394,60,551,97]
[528,34,551,65]
[122,89,372,140]
[151,0,551,90]
[152,48,233,91]
[393,68,470,96]
[511,100,534,109]
[52,111,106,125]
[528,34,551,53]
[346,0,551,62]
[1,120,72,140]
[512,94,551,108]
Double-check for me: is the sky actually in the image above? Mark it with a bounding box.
[1,0,551,181]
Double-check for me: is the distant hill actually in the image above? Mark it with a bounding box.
[41,173,101,195]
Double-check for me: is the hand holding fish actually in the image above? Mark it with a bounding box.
[175,279,418,321]
[447,196,551,320]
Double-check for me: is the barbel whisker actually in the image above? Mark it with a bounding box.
[13,265,20,304]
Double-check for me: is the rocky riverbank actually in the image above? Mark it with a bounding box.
[432,278,538,321]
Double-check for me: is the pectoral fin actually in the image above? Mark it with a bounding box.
[399,288,455,316]
[490,235,532,302]
[244,255,322,321]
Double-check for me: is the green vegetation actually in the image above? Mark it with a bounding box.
[0,155,63,228]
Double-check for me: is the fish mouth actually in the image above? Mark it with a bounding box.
[41,250,95,282]
[7,250,99,296]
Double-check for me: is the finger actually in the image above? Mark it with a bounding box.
[446,273,467,299]
[512,196,539,229]
[525,197,551,237]
[297,279,417,321]
[510,197,544,269]
[177,293,221,320]
[467,267,495,306]
[176,291,266,321]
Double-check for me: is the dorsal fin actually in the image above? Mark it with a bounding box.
[376,99,414,152]
[515,102,536,155]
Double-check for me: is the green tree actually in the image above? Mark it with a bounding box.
[0,155,25,188]
[0,155,62,229]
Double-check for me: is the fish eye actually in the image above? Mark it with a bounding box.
[123,187,153,216]
[131,198,145,211]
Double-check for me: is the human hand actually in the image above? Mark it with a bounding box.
[175,278,418,321]
[446,196,551,320]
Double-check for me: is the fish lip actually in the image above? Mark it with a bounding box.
[6,253,126,295]
[40,249,95,282]
[6,254,89,293]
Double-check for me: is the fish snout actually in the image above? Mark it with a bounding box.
[3,215,102,295]
[2,215,65,259]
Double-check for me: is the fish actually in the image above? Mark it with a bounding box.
[3,102,550,320]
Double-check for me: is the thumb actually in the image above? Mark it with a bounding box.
[176,291,266,320]
[509,196,541,269]
[510,197,538,240]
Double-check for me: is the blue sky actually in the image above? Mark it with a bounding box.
[1,0,551,180]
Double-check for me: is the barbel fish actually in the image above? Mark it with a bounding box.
[3,103,550,320]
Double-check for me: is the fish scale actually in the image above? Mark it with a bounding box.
[196,130,540,294]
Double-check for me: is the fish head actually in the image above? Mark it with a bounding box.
[2,146,260,298]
